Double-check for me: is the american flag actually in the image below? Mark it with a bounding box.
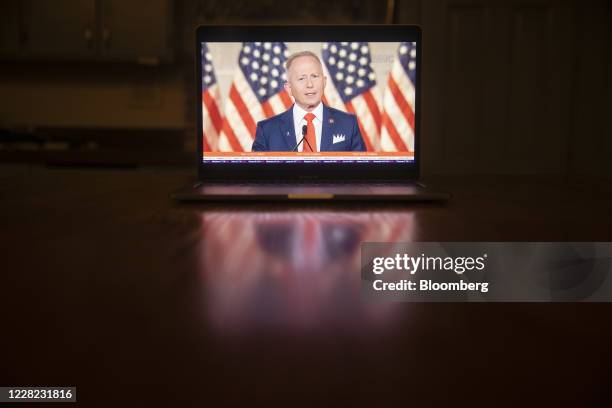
[217,42,294,152]
[380,42,416,153]
[201,43,223,152]
[321,42,383,152]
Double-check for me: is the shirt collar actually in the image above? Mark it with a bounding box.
[293,102,323,124]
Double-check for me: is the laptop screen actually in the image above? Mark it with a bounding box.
[199,40,417,165]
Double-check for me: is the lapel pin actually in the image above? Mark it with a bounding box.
[329,118,334,124]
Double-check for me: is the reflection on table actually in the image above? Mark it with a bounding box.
[199,211,415,334]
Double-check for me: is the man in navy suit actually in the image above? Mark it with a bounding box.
[252,51,366,152]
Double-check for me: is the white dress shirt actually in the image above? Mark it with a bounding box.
[292,102,323,152]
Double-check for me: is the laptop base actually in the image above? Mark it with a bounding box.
[172,182,450,202]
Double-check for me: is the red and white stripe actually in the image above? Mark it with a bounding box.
[217,69,293,152]
[380,58,415,153]
[202,83,223,152]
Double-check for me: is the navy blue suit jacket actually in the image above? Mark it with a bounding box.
[251,104,366,152]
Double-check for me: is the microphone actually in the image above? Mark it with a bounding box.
[292,124,314,152]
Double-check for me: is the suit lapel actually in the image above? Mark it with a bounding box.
[320,105,334,151]
[279,106,296,151]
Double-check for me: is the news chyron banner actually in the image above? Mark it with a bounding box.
[361,243,612,302]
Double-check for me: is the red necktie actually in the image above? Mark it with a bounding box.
[303,113,316,152]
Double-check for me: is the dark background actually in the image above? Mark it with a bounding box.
[1,0,610,178]
[1,1,612,407]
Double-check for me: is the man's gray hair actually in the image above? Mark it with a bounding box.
[285,51,323,72]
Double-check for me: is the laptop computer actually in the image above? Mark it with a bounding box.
[172,25,449,201]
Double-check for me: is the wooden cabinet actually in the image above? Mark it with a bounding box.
[22,0,96,58]
[0,0,173,63]
[99,0,172,62]
[0,1,22,55]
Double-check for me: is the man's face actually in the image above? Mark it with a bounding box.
[285,55,326,111]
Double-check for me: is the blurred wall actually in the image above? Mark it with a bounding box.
[397,0,611,179]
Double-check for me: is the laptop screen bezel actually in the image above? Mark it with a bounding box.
[195,25,421,182]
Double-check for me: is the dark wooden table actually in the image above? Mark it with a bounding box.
[1,165,612,406]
